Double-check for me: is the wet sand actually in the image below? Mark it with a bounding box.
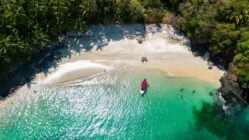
[33,24,224,85]
[0,24,225,108]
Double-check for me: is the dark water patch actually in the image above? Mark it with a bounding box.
[194,102,249,140]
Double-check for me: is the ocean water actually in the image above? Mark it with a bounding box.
[0,69,248,140]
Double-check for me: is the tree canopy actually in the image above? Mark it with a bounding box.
[0,0,249,91]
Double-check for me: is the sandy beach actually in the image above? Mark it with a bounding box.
[32,24,224,85]
[0,23,225,111]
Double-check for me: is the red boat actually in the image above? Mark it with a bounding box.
[140,79,148,94]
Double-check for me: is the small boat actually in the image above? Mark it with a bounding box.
[140,79,148,95]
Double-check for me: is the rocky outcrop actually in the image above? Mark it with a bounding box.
[219,72,248,107]
[187,39,248,108]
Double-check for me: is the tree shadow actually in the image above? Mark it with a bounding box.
[0,23,156,98]
[186,39,227,71]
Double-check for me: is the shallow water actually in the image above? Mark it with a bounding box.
[1,69,236,139]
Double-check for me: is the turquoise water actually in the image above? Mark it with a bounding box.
[0,69,248,139]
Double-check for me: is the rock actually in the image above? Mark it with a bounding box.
[203,52,210,61]
[137,37,144,44]
[208,65,213,70]
[207,61,214,66]
[219,72,248,107]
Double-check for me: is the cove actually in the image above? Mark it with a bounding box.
[0,70,225,139]
[0,24,248,139]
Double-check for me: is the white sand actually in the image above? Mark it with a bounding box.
[41,60,111,84]
[0,24,225,107]
[33,24,224,85]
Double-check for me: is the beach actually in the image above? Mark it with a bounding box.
[33,24,224,85]
[3,24,248,140]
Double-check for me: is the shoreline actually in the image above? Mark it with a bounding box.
[33,24,223,86]
[0,65,220,109]
[35,59,223,86]
[0,24,224,100]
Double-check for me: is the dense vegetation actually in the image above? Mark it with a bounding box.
[0,0,168,79]
[176,0,249,91]
[0,0,248,95]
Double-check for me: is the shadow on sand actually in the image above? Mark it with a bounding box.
[0,23,219,99]
[0,23,150,98]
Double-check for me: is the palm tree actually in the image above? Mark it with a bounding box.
[224,0,249,27]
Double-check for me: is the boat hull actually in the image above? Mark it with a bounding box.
[140,89,145,95]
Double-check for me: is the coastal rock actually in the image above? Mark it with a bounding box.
[219,72,248,107]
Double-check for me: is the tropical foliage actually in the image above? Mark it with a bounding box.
[0,0,249,92]
[175,0,249,92]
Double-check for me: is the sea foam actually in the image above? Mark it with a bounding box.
[42,60,109,84]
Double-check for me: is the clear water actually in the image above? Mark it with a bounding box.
[0,70,248,139]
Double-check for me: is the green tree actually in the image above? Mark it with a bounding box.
[219,0,249,27]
